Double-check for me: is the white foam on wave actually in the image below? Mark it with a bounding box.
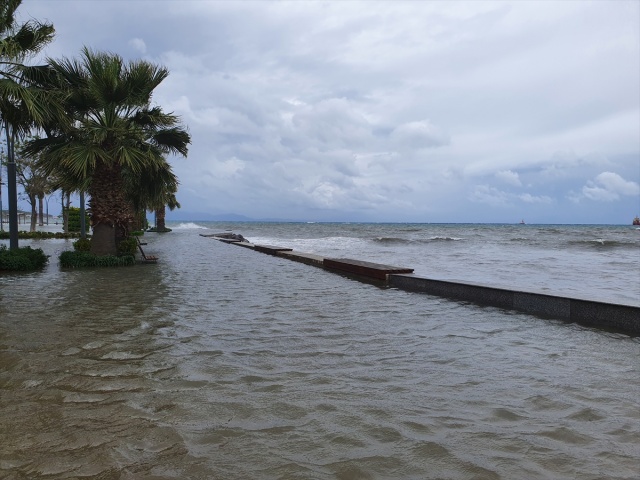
[170,222,209,230]
[429,236,463,241]
[247,235,367,255]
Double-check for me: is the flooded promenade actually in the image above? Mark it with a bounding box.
[1,226,639,479]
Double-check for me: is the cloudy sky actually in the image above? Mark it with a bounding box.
[16,0,640,223]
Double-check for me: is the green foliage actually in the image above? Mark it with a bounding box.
[66,207,90,233]
[73,238,91,252]
[94,255,136,267]
[59,251,92,268]
[59,250,136,268]
[117,237,138,256]
[130,230,144,236]
[0,245,49,271]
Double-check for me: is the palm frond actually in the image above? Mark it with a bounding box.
[151,127,191,156]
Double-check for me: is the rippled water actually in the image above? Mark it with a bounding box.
[1,228,639,479]
[211,222,640,305]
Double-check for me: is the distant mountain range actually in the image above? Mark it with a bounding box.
[164,211,296,222]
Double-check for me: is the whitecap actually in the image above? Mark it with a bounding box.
[170,222,208,230]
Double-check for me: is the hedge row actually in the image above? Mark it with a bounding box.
[0,245,49,271]
[59,251,136,268]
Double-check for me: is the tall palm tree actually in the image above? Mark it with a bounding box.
[0,0,55,249]
[26,48,190,255]
[154,197,179,232]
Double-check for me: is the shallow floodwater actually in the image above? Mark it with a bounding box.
[1,226,639,479]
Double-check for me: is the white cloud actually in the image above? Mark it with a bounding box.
[593,171,640,196]
[128,38,147,54]
[390,120,450,149]
[518,193,552,204]
[471,186,554,207]
[582,185,620,202]
[212,157,245,179]
[495,170,522,186]
[470,185,509,206]
[290,98,374,149]
[578,172,640,202]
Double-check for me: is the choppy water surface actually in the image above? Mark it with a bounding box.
[228,222,640,305]
[1,223,639,479]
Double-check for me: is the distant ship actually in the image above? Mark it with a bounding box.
[633,216,640,226]
[519,219,526,225]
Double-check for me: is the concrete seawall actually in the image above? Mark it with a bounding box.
[388,274,639,335]
[203,234,640,336]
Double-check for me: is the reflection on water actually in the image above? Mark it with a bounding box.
[1,234,639,479]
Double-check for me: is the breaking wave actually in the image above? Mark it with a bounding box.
[169,222,209,230]
[567,239,635,249]
[373,236,463,245]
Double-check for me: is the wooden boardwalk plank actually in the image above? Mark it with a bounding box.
[323,258,413,280]
[254,244,294,255]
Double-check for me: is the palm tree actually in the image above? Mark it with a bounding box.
[1,0,54,248]
[126,159,181,232]
[143,159,180,232]
[26,48,190,255]
[154,198,179,232]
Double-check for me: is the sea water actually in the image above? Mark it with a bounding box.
[0,222,638,479]
[200,222,640,305]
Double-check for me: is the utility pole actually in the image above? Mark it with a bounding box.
[0,144,4,231]
[80,191,86,239]
[4,122,18,249]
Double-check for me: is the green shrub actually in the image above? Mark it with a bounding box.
[0,245,49,271]
[59,250,136,268]
[59,251,94,268]
[73,238,92,252]
[117,237,138,256]
[66,207,90,233]
[95,254,136,267]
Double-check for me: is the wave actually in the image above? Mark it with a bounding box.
[372,236,463,245]
[428,236,463,242]
[373,237,409,244]
[567,239,637,249]
[170,222,209,230]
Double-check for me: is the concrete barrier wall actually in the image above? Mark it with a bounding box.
[389,274,640,335]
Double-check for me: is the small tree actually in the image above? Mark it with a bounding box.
[15,138,51,231]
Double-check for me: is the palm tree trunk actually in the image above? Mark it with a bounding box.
[29,194,37,232]
[89,161,132,255]
[38,193,44,226]
[130,208,145,232]
[155,205,166,231]
[4,122,19,249]
[79,191,87,238]
[62,191,70,233]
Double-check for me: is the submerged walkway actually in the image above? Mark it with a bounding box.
[202,233,640,336]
